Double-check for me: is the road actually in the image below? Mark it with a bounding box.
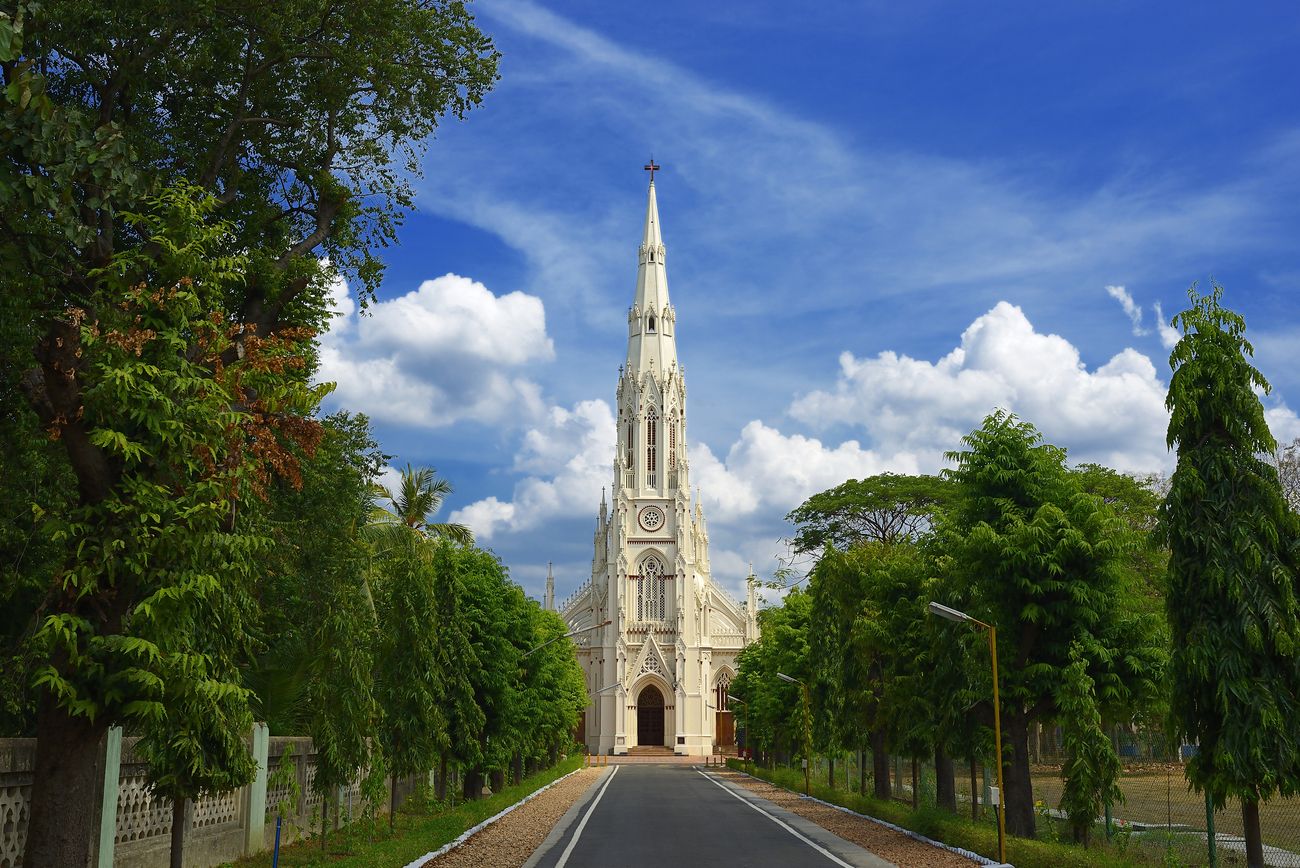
[524,764,894,868]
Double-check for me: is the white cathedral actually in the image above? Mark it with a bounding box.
[544,173,760,756]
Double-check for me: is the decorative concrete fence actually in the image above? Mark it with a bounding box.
[0,727,403,868]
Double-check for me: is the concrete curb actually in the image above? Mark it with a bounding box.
[723,767,1013,868]
[401,765,588,868]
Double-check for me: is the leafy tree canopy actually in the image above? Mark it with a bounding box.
[1159,284,1300,814]
[786,473,955,556]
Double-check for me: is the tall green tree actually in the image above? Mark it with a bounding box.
[457,546,526,798]
[810,544,924,799]
[518,607,589,776]
[1159,285,1300,867]
[247,413,382,846]
[16,184,317,864]
[430,539,485,800]
[373,538,445,826]
[1,1,498,860]
[732,590,813,767]
[937,410,1165,837]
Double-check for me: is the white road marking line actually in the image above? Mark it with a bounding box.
[695,769,856,868]
[553,764,620,868]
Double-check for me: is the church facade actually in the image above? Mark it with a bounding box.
[549,176,759,756]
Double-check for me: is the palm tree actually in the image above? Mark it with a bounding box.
[369,464,474,547]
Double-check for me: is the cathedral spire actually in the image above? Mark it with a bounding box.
[545,562,555,611]
[627,173,677,376]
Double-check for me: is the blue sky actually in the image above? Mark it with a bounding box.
[319,0,1300,603]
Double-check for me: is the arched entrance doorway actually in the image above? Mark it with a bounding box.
[637,685,665,746]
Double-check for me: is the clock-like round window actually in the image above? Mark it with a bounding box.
[639,506,665,531]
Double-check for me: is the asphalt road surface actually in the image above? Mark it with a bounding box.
[524,765,895,868]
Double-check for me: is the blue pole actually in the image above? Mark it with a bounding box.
[272,816,282,868]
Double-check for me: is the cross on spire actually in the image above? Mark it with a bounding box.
[644,158,661,182]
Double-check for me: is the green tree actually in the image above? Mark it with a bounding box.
[732,590,813,768]
[370,464,473,548]
[937,410,1165,838]
[1071,463,1169,610]
[246,413,382,848]
[518,607,589,777]
[2,0,498,858]
[786,473,954,557]
[16,184,319,864]
[373,538,445,827]
[430,539,485,800]
[1159,285,1300,867]
[1055,646,1123,846]
[457,546,526,798]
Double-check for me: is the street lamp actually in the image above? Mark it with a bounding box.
[777,672,811,795]
[726,695,753,771]
[523,619,612,657]
[928,601,1006,865]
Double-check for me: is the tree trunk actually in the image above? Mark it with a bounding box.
[911,756,919,809]
[463,769,483,800]
[512,752,523,786]
[858,749,866,796]
[389,771,398,829]
[1243,799,1265,868]
[489,768,505,793]
[24,699,111,867]
[436,752,448,802]
[1001,712,1036,838]
[169,796,186,868]
[828,754,835,788]
[935,745,956,812]
[871,728,890,800]
[320,793,329,851]
[970,757,980,820]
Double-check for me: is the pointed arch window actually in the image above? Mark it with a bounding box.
[648,316,656,333]
[668,412,677,469]
[625,420,634,474]
[646,407,658,487]
[637,556,666,621]
[715,674,732,711]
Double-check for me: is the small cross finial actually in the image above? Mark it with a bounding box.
[644,158,661,182]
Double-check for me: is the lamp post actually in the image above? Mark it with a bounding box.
[927,602,1006,865]
[777,673,811,795]
[523,619,611,657]
[726,694,751,772]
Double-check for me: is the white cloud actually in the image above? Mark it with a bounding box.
[449,301,1300,595]
[450,399,615,540]
[1106,284,1149,336]
[791,301,1175,473]
[1266,406,1300,446]
[317,273,552,429]
[1152,301,1181,350]
[690,422,917,523]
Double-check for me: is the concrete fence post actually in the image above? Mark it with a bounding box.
[244,723,270,855]
[96,726,122,868]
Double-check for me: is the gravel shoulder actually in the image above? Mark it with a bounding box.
[712,769,982,868]
[418,767,602,868]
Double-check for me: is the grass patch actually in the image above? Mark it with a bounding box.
[228,755,584,868]
[726,760,1231,868]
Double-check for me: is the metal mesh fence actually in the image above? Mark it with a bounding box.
[777,729,1300,867]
